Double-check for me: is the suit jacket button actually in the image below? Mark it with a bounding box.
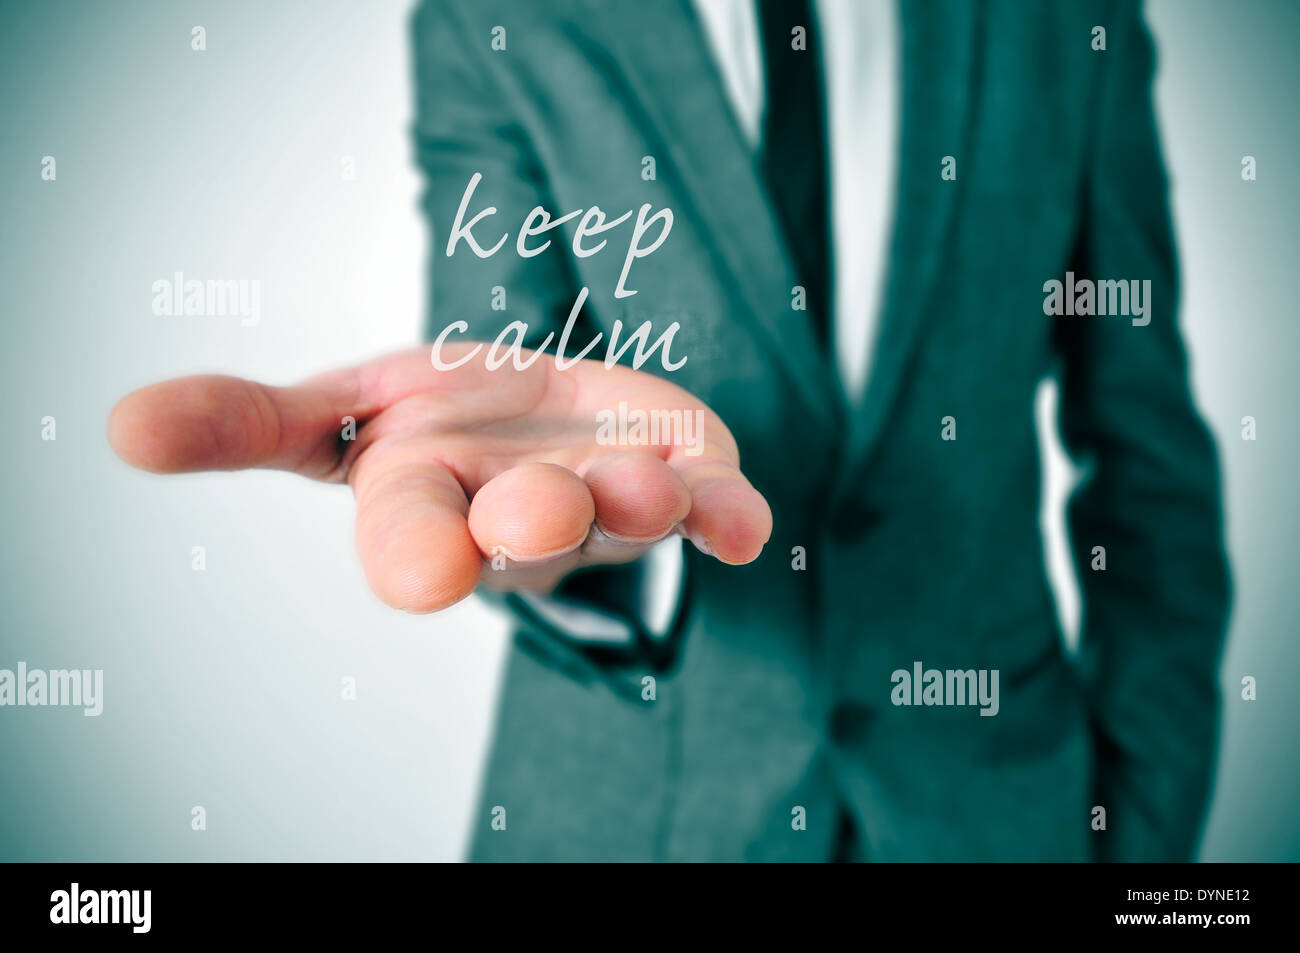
[827,500,879,543]
[829,702,872,745]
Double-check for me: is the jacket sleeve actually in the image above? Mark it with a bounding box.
[409,0,686,697]
[1054,0,1232,861]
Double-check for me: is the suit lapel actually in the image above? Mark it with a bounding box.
[583,0,842,429]
[842,0,986,481]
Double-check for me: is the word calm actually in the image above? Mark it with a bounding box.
[431,287,686,373]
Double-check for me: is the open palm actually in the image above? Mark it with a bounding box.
[109,344,772,611]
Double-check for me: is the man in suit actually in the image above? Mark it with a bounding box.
[109,0,1230,861]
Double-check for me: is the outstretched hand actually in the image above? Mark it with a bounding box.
[108,344,773,612]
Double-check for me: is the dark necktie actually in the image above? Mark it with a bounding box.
[757,0,833,352]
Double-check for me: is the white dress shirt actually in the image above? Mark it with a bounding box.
[523,1,901,641]
[692,0,900,403]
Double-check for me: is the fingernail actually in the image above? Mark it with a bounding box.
[590,523,669,547]
[689,533,714,557]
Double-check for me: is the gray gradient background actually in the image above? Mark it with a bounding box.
[0,0,1295,861]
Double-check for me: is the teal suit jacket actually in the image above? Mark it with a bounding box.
[411,0,1231,861]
